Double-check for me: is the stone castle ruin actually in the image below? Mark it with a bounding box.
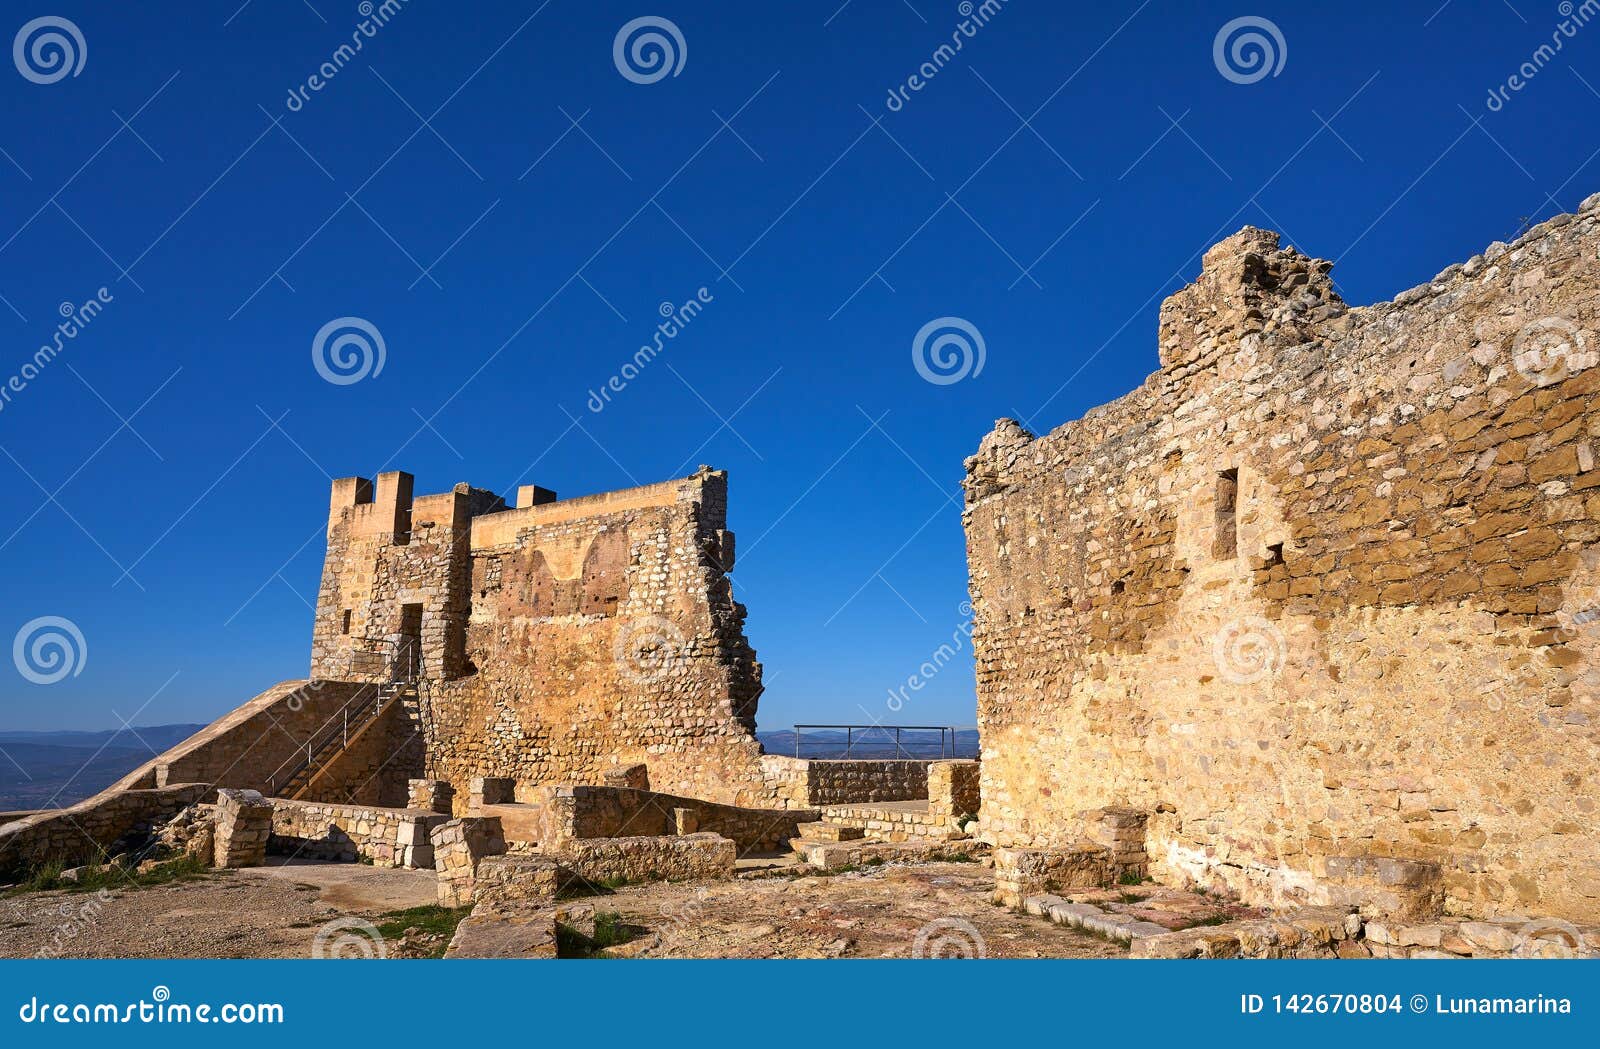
[0,466,978,950]
[2,191,1597,958]
[965,194,1600,931]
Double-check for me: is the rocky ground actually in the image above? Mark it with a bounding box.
[0,858,438,959]
[0,854,1248,959]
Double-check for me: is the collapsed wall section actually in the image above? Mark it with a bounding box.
[963,197,1600,922]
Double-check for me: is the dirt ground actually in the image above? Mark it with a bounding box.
[0,858,438,959]
[0,856,1128,959]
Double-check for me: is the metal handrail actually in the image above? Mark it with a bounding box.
[790,724,963,760]
[264,683,388,797]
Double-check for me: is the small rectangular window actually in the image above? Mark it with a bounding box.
[340,609,352,635]
[1214,469,1239,559]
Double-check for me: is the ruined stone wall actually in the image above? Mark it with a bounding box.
[533,784,817,853]
[963,194,1600,922]
[312,467,772,807]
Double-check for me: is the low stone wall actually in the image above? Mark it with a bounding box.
[536,785,818,853]
[473,855,565,905]
[928,760,980,821]
[1128,910,1600,960]
[269,799,446,869]
[0,783,211,876]
[561,832,735,885]
[820,803,963,842]
[758,755,932,807]
[993,844,1114,907]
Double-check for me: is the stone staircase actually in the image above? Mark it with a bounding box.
[266,682,398,799]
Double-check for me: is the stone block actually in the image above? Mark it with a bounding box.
[213,788,274,868]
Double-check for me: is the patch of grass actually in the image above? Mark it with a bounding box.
[1179,913,1234,930]
[374,905,471,958]
[4,853,211,897]
[863,856,886,867]
[556,911,642,958]
[925,851,978,863]
[1117,892,1145,905]
[1117,871,1148,886]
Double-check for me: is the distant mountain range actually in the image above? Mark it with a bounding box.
[0,723,977,815]
[0,725,206,813]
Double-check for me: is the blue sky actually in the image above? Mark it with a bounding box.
[0,1,1596,731]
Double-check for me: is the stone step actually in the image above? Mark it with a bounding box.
[797,822,865,842]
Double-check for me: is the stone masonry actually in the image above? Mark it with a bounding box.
[964,194,1600,922]
[211,789,273,868]
[310,467,775,807]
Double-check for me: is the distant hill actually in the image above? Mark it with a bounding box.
[0,724,206,813]
[756,728,979,760]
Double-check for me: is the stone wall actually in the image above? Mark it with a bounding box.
[963,194,1600,922]
[560,832,736,885]
[756,755,933,807]
[311,468,773,807]
[0,783,211,875]
[432,816,508,906]
[534,784,817,854]
[268,798,446,868]
[928,759,981,821]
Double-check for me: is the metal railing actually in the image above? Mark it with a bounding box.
[790,724,963,760]
[264,683,390,797]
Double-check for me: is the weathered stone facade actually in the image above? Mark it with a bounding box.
[964,195,1600,922]
[311,468,773,806]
